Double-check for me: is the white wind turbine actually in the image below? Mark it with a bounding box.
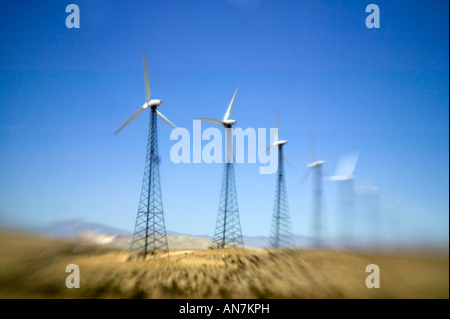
[115,50,176,134]
[328,152,359,249]
[355,185,381,249]
[115,50,176,258]
[355,186,402,250]
[197,88,244,249]
[259,111,293,249]
[259,111,290,164]
[302,135,326,248]
[197,88,238,163]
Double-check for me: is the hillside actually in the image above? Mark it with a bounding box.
[27,219,312,249]
[0,231,447,299]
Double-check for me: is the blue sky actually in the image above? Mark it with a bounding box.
[0,0,448,246]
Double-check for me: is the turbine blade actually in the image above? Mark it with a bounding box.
[355,185,378,196]
[143,49,151,102]
[321,168,330,178]
[301,167,312,183]
[223,87,238,121]
[156,110,177,129]
[197,118,223,125]
[274,109,279,143]
[258,144,276,158]
[115,106,146,135]
[282,152,291,167]
[335,152,359,178]
[308,132,317,164]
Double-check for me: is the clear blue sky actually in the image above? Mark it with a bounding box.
[0,0,448,246]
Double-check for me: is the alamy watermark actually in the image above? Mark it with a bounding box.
[65,4,80,29]
[65,264,80,288]
[365,4,380,29]
[169,120,279,175]
[365,264,380,288]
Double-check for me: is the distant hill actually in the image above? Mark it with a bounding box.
[23,219,313,250]
[3,219,447,253]
[35,219,132,238]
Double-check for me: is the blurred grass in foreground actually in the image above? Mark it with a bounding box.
[0,231,447,299]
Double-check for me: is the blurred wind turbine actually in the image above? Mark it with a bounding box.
[115,50,177,259]
[356,186,402,250]
[329,152,359,249]
[259,110,293,249]
[197,88,244,249]
[302,134,326,248]
[355,185,381,249]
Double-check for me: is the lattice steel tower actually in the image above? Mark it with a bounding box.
[260,113,293,249]
[329,152,359,249]
[130,108,169,257]
[197,88,244,249]
[213,125,244,249]
[311,162,325,248]
[270,144,293,248]
[115,51,177,259]
[302,135,326,248]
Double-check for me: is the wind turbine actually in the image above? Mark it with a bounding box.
[355,185,381,249]
[259,111,293,249]
[115,50,176,259]
[197,88,244,249]
[356,186,402,250]
[302,135,326,248]
[329,152,359,249]
[115,51,176,135]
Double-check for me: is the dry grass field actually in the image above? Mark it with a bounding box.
[0,231,448,299]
